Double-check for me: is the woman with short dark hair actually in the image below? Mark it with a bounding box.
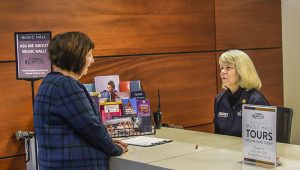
[34,31,128,170]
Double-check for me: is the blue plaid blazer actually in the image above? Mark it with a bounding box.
[34,72,122,170]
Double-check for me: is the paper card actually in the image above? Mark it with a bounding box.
[120,81,130,92]
[100,103,122,122]
[94,75,120,93]
[122,98,137,115]
[242,104,277,166]
[137,99,151,116]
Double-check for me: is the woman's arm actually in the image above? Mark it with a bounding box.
[54,78,125,155]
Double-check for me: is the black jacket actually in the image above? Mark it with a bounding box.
[214,88,270,137]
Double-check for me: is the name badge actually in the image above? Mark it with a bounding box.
[218,112,228,118]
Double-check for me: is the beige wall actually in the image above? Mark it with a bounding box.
[282,0,300,144]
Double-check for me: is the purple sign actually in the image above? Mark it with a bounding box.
[15,32,52,80]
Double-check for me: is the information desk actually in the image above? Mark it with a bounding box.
[109,128,300,170]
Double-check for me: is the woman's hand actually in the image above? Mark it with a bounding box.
[115,143,128,154]
[113,139,128,154]
[113,139,128,147]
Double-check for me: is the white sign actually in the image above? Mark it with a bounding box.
[242,104,277,166]
[104,104,119,113]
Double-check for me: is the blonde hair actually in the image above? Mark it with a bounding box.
[219,50,262,90]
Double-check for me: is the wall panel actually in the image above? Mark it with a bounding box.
[185,123,214,133]
[0,62,41,157]
[247,49,283,106]
[0,0,215,61]
[215,0,282,50]
[0,155,26,170]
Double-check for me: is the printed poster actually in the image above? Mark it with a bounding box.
[15,32,52,79]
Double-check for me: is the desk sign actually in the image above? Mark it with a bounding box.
[15,31,52,80]
[242,104,277,166]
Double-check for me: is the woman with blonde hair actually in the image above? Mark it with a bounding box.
[214,49,270,137]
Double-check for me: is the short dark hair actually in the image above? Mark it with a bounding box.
[48,32,94,74]
[108,80,115,89]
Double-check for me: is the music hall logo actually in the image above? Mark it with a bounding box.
[252,112,264,119]
[25,57,44,65]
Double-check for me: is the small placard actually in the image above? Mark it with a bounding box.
[242,104,277,166]
[14,31,52,80]
[104,104,120,113]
